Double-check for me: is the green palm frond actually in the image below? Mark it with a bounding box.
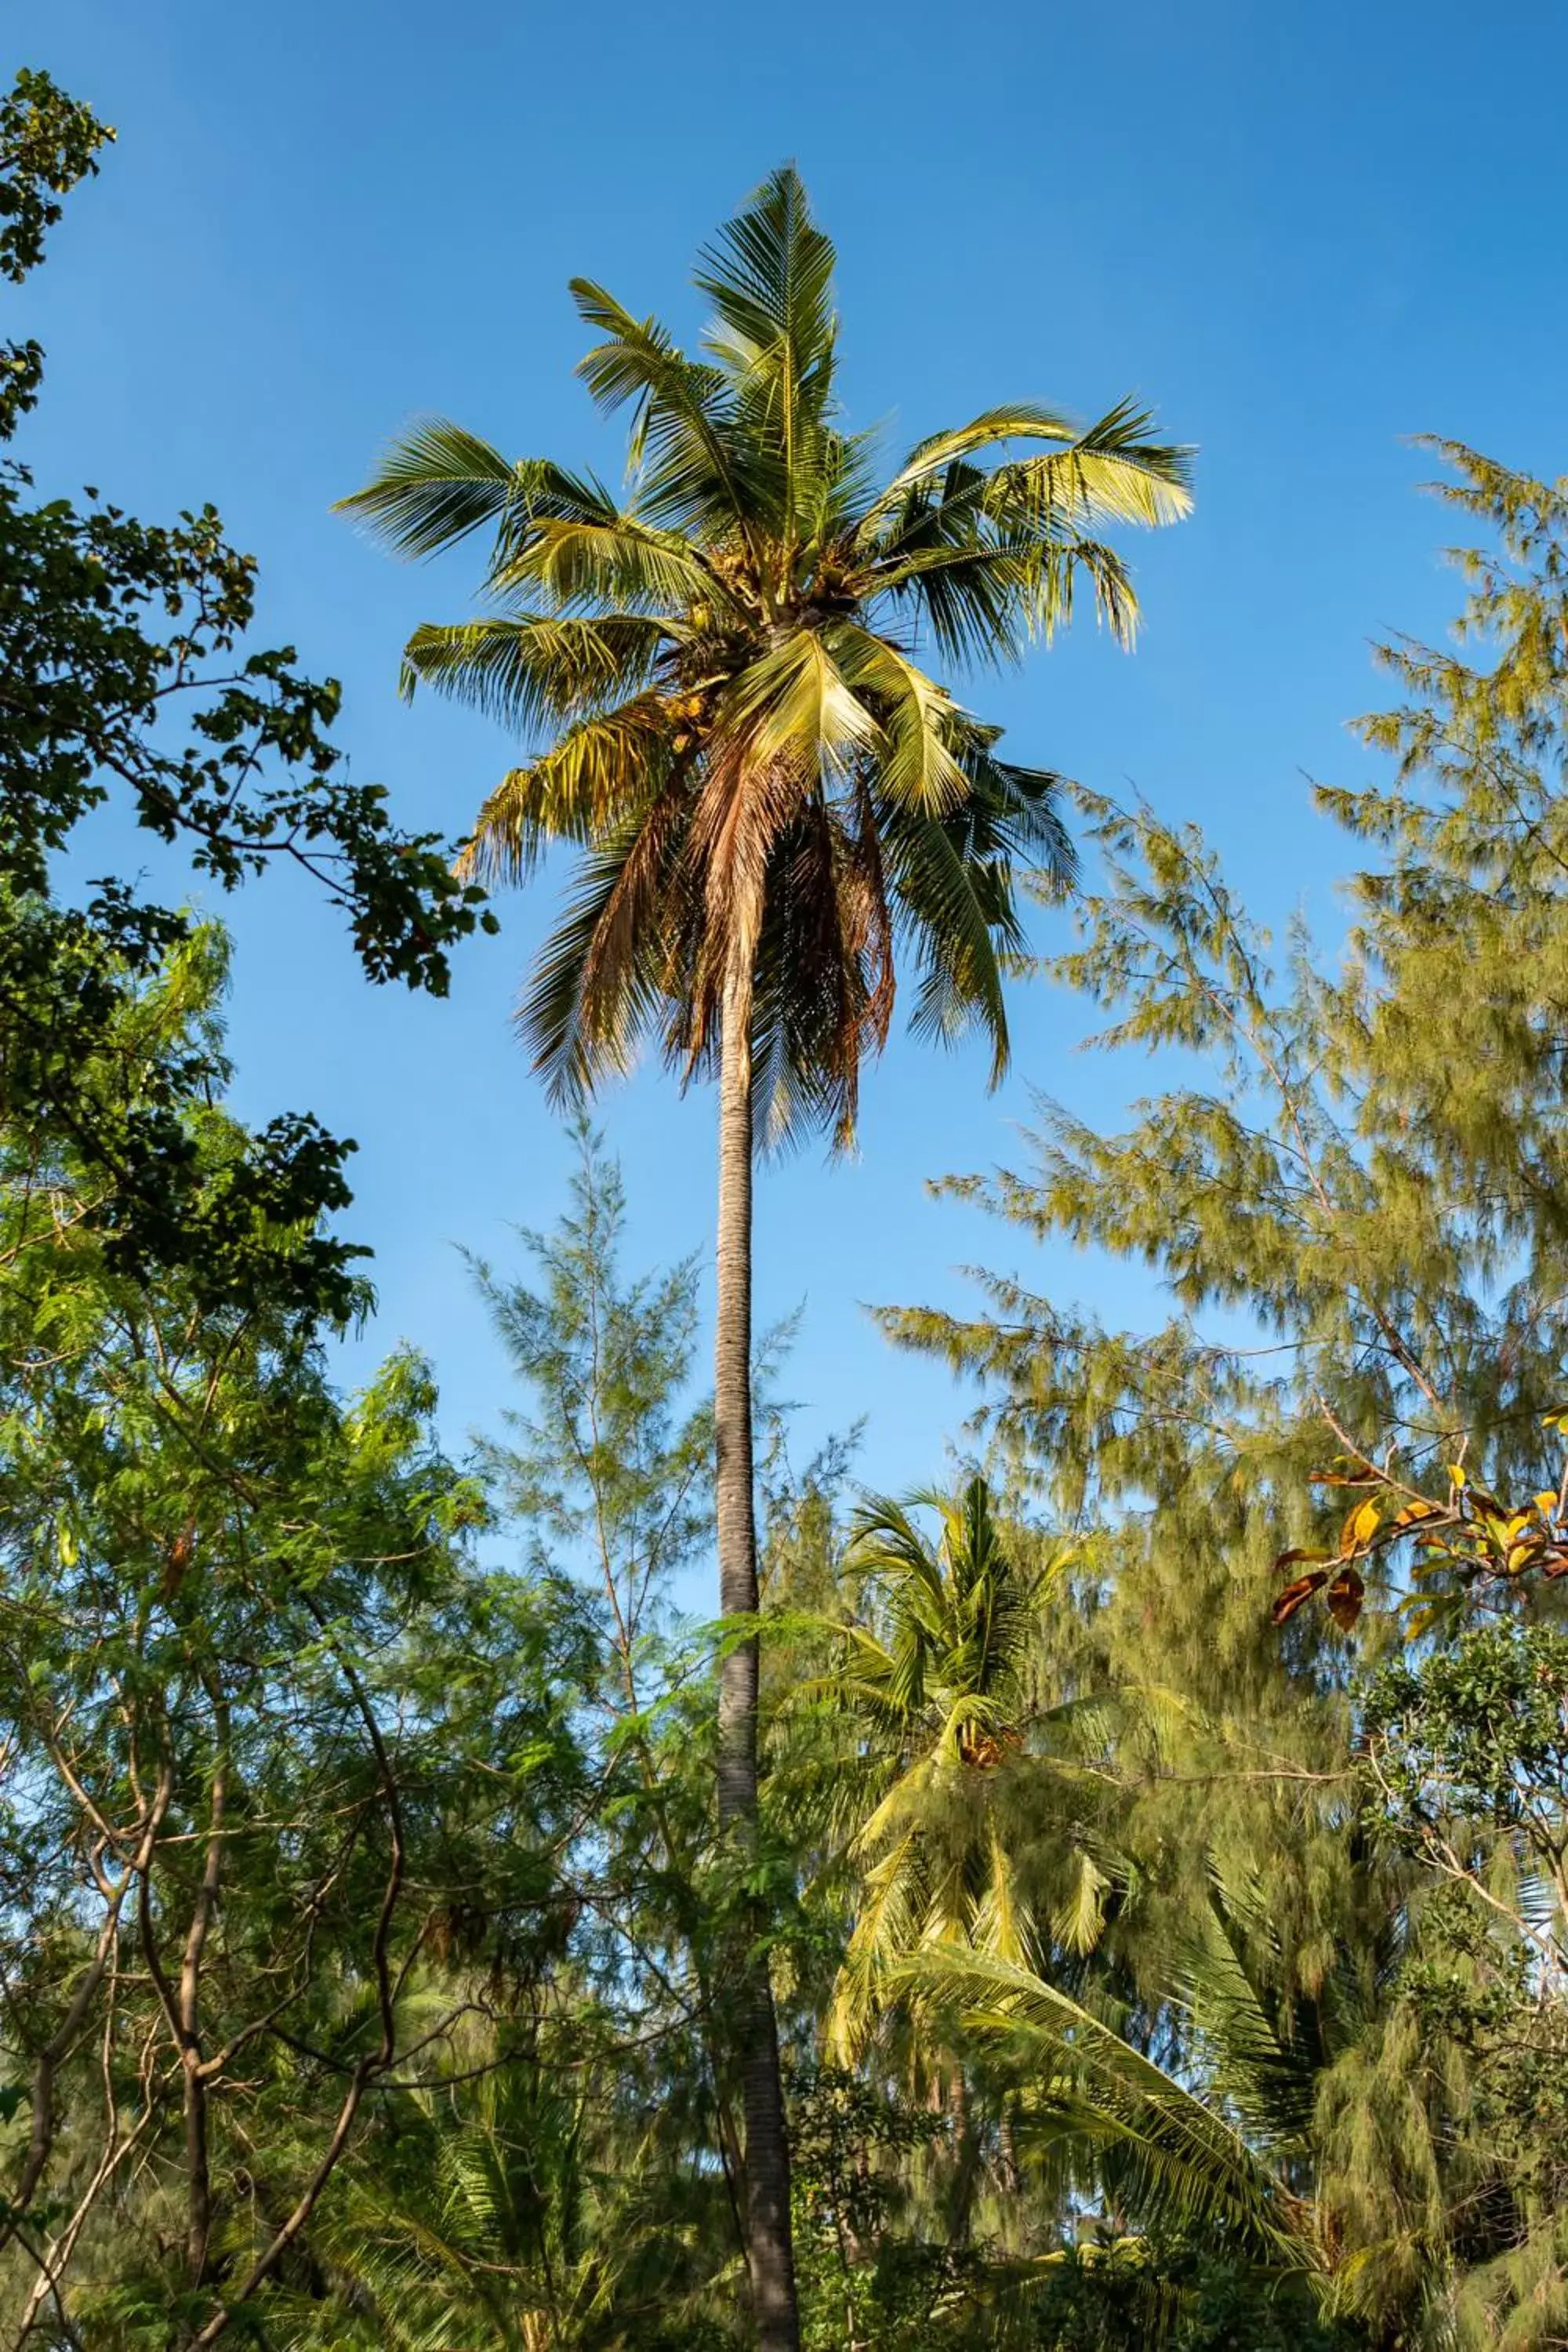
[695,164,836,397]
[495,512,719,615]
[817,1479,1105,2056]
[335,416,615,560]
[829,625,972,812]
[858,399,1192,542]
[911,1945,1319,2267]
[879,796,1014,1075]
[725,626,880,776]
[982,398,1196,532]
[571,278,760,548]
[342,166,1190,1152]
[1173,1906,1321,2158]
[859,404,1091,528]
[460,695,677,883]
[401,614,669,731]
[869,539,1040,667]
[695,164,837,554]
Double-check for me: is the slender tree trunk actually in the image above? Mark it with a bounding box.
[715,964,800,2352]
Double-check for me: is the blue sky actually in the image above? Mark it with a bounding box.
[14,0,1568,1501]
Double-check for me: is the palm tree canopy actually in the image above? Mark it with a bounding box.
[837,1475,1048,1765]
[815,1478,1110,2056]
[339,165,1192,1145]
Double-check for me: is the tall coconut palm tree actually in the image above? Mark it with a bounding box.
[339,165,1190,2350]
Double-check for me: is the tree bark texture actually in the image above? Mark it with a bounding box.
[715,965,800,2352]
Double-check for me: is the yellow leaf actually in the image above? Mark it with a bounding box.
[1447,1465,1468,1489]
[1538,1492,1561,1519]
[56,1525,76,1568]
[1341,1498,1381,1555]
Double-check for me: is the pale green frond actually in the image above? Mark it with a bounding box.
[458,695,675,883]
[695,164,838,550]
[847,1487,950,1574]
[851,1752,939,1860]
[829,1825,926,2060]
[800,423,882,551]
[858,404,1087,533]
[695,163,836,394]
[493,514,717,615]
[570,278,759,543]
[1050,1847,1112,1957]
[725,627,880,775]
[983,400,1195,534]
[1027,535,1142,648]
[336,416,615,560]
[919,1846,978,1951]
[910,1946,1315,2263]
[829,624,971,811]
[400,615,669,732]
[972,1817,1030,1964]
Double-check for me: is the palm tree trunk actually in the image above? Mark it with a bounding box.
[715,962,801,2352]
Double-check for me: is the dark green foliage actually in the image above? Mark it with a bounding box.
[789,2064,974,2349]
[1023,2232,1359,2352]
[1367,1624,1568,1839]
[0,67,112,431]
[1363,1625,1568,2273]
[0,69,496,1319]
[0,67,111,282]
[0,972,592,2341]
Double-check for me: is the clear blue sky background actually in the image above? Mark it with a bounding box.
[13,0,1568,1500]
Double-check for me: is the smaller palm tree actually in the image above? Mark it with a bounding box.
[291,2049,742,2347]
[818,1477,1109,2058]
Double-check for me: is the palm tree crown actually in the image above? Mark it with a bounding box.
[339,164,1191,1145]
[837,1477,1045,1767]
[820,1479,1079,2055]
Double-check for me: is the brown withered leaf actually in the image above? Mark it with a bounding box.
[1272,1570,1329,1626]
[160,1519,198,1604]
[1273,1547,1330,1575]
[1325,1566,1365,1630]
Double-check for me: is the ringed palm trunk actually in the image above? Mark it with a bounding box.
[715,962,801,2352]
